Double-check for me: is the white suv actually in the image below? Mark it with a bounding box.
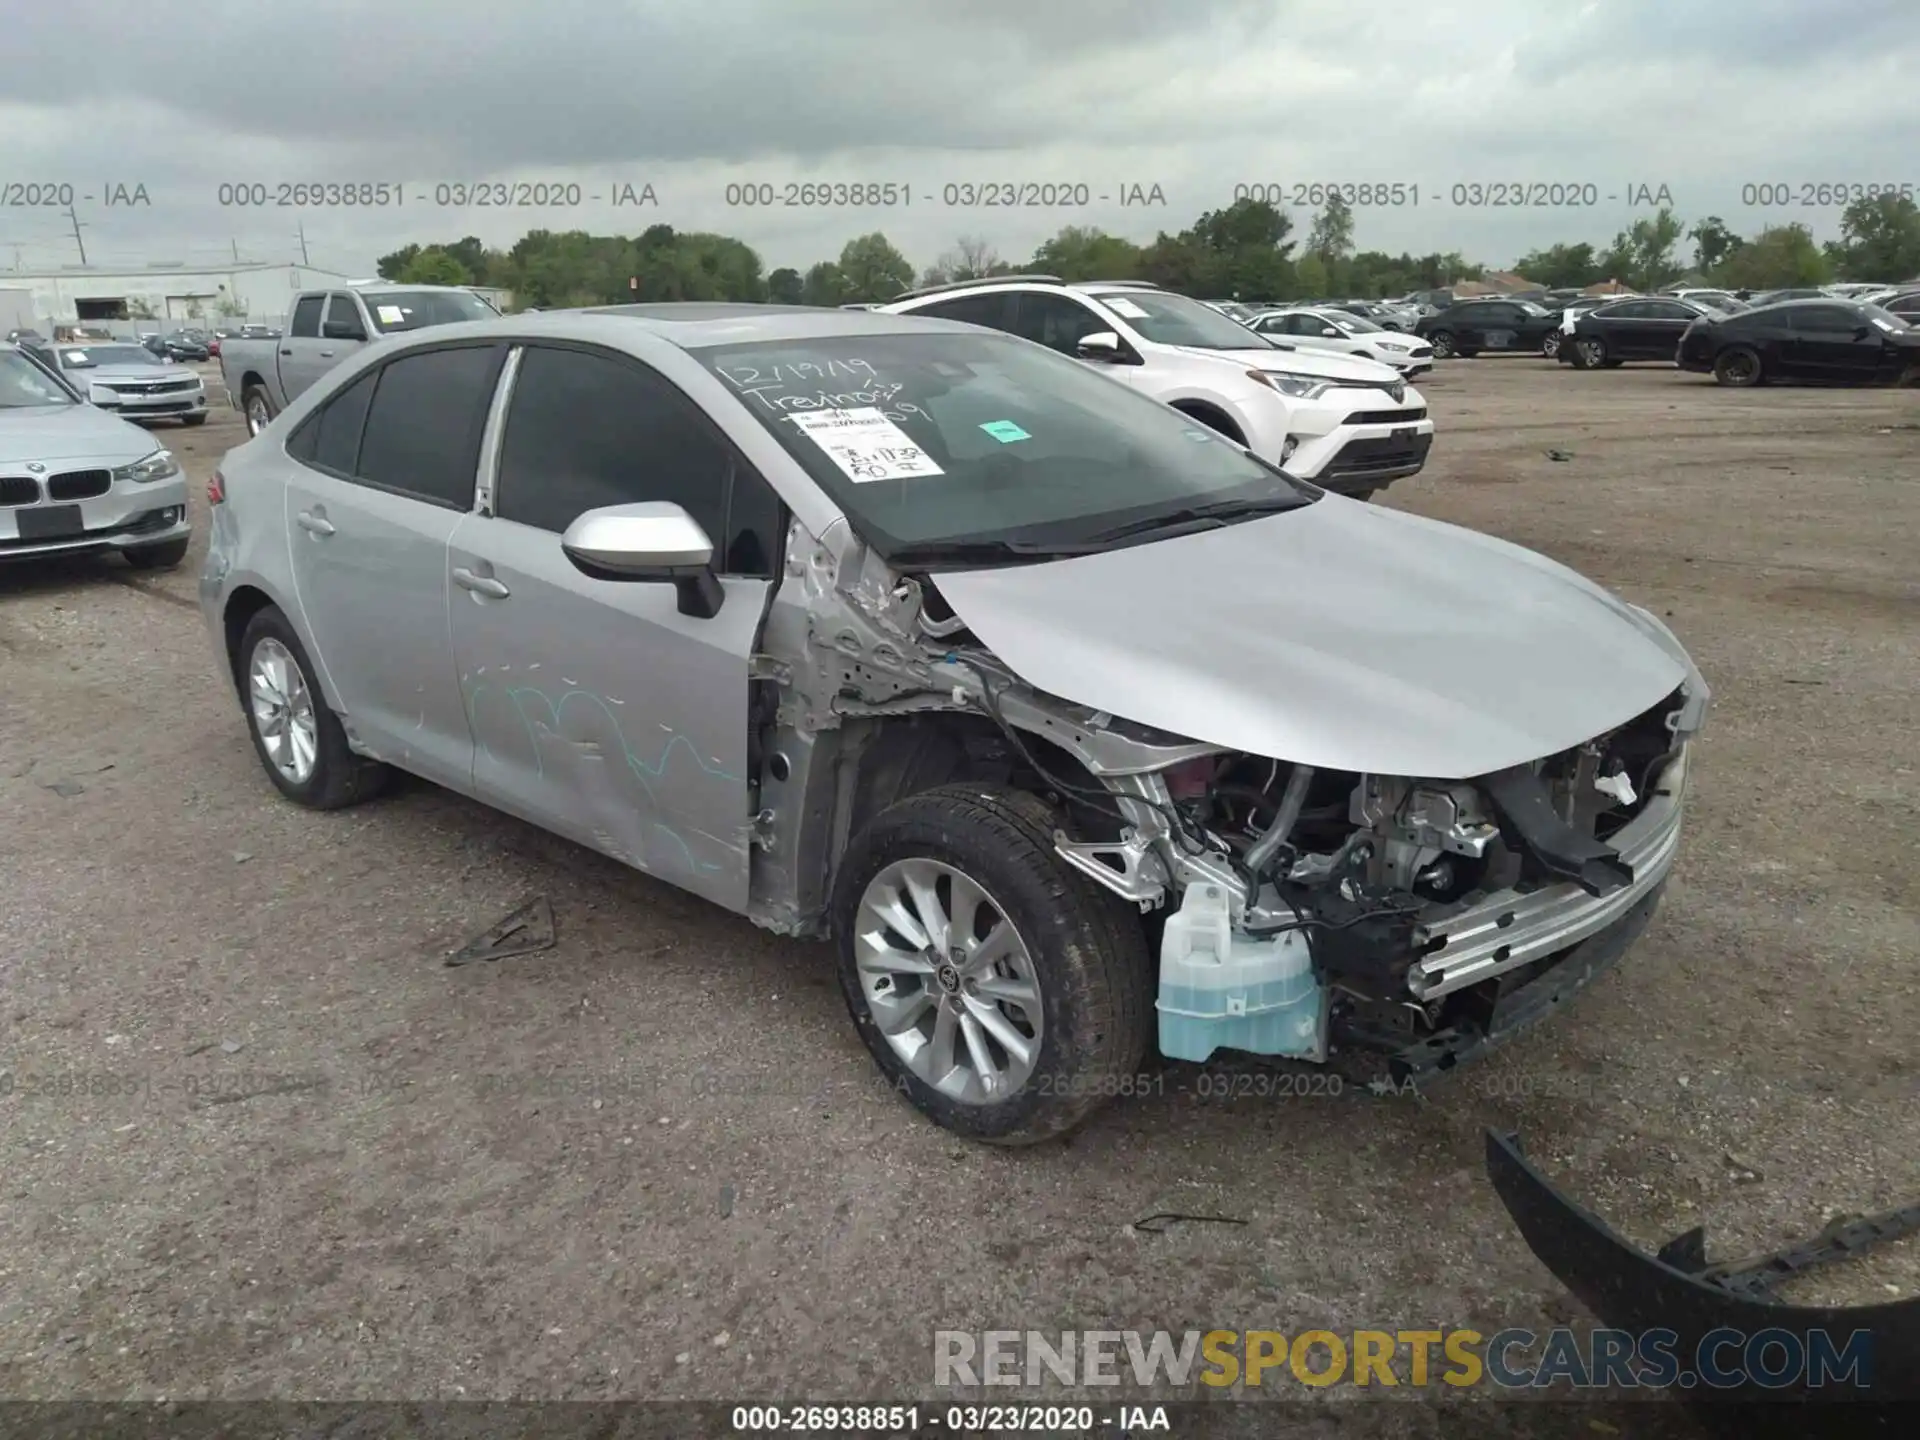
[880,277,1434,499]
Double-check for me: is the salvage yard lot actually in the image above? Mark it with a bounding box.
[1,360,1915,1401]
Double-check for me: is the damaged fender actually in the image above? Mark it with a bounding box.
[1485,1129,1920,1432]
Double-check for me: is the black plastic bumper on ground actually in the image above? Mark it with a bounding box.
[1487,1130,1920,1435]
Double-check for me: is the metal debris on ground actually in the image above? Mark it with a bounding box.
[1131,1212,1249,1235]
[445,896,557,967]
[1546,448,1576,462]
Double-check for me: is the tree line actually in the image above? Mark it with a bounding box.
[377,193,1920,309]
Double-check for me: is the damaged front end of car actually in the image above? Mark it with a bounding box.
[746,514,1708,1081]
[1043,676,1706,1078]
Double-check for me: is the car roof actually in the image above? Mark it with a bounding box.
[491,303,1000,350]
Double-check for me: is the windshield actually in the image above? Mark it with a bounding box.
[1084,289,1275,350]
[1862,304,1910,330]
[364,290,498,333]
[1322,310,1382,334]
[55,344,163,369]
[700,331,1316,564]
[0,350,77,407]
[1515,301,1551,316]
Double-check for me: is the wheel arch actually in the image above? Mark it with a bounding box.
[222,583,343,711]
[1165,398,1247,445]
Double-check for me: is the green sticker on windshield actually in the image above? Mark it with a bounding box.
[979,420,1031,443]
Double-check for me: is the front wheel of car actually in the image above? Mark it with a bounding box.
[831,784,1154,1146]
[1541,332,1562,359]
[1428,330,1455,359]
[242,385,276,436]
[236,605,390,810]
[1571,336,1607,370]
[122,537,189,570]
[1713,346,1764,387]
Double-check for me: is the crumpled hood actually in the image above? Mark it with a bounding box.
[932,499,1696,780]
[1180,344,1403,386]
[0,404,159,464]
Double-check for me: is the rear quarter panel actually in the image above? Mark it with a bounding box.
[219,339,287,409]
[198,431,324,705]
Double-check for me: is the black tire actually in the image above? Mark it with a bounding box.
[122,537,189,570]
[831,784,1154,1146]
[242,384,276,435]
[180,413,208,427]
[1713,345,1764,387]
[234,605,389,810]
[1427,329,1455,359]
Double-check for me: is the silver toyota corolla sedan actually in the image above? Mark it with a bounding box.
[200,304,1709,1145]
[1,343,193,567]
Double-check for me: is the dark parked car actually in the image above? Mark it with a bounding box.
[1558,296,1717,370]
[1414,297,1564,359]
[1676,300,1920,387]
[141,331,210,362]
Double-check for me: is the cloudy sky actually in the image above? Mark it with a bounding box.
[6,0,1918,278]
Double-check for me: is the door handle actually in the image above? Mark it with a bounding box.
[319,350,334,358]
[297,510,335,536]
[280,348,293,356]
[452,566,510,599]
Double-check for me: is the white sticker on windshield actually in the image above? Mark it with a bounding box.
[787,407,944,483]
[376,305,405,325]
[1103,297,1150,319]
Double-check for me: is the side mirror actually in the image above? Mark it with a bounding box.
[561,501,724,618]
[322,319,368,342]
[1075,330,1126,361]
[1319,327,1341,337]
[1854,324,1873,340]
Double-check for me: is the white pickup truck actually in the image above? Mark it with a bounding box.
[219,282,498,435]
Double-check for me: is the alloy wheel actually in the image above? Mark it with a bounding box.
[249,637,318,784]
[246,395,271,435]
[853,858,1043,1104]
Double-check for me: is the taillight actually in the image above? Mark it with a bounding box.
[208,470,225,505]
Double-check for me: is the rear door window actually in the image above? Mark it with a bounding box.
[352,344,504,508]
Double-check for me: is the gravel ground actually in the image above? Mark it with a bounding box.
[0,357,1914,1414]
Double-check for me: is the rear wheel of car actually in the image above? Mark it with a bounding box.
[1571,336,1607,370]
[236,605,389,810]
[1541,332,1562,359]
[1714,346,1764,387]
[831,784,1154,1146]
[122,537,189,570]
[242,384,276,436]
[180,413,208,427]
[1428,330,1455,359]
